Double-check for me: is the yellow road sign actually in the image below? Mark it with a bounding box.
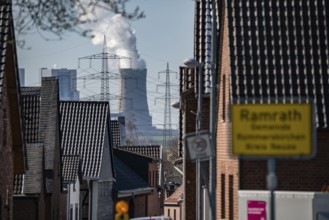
[232,103,315,158]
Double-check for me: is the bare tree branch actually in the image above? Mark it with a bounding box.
[11,0,145,46]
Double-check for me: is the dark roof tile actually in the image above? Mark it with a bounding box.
[227,0,329,128]
[13,174,23,195]
[62,155,80,184]
[21,87,41,143]
[0,3,10,97]
[60,101,110,179]
[13,143,43,195]
[118,145,161,159]
[23,143,43,194]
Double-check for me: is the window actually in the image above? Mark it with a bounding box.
[149,171,151,186]
[229,175,234,220]
[153,171,156,187]
[221,174,225,219]
[222,75,226,121]
[0,195,2,220]
[70,205,73,220]
[75,204,79,220]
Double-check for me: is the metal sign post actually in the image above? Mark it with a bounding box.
[185,130,212,220]
[231,101,316,220]
[267,158,277,220]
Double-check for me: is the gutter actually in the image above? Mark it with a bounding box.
[118,187,154,198]
[173,158,183,176]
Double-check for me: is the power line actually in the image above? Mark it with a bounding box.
[76,35,131,102]
[155,63,178,147]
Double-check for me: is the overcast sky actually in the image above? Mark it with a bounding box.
[16,0,195,128]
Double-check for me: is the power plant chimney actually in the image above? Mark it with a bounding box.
[118,68,153,134]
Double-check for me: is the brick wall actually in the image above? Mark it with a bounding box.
[182,88,210,220]
[241,130,329,191]
[216,5,329,220]
[216,6,240,220]
[40,77,65,220]
[183,91,197,220]
[147,163,161,216]
[0,78,14,220]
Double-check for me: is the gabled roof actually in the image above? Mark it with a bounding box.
[13,174,23,194]
[118,145,161,159]
[21,87,41,143]
[164,185,183,205]
[23,143,43,194]
[111,116,126,147]
[62,155,81,185]
[14,143,43,195]
[113,155,152,195]
[227,1,329,128]
[114,148,160,182]
[21,87,41,96]
[0,2,26,174]
[111,120,121,148]
[60,101,110,179]
[21,79,60,194]
[0,3,10,97]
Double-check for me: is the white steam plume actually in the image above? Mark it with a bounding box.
[91,14,146,69]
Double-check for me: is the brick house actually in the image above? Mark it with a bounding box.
[164,185,183,220]
[0,2,26,219]
[178,0,216,219]
[13,78,66,220]
[216,1,329,219]
[112,151,153,218]
[62,155,82,220]
[113,147,162,218]
[180,0,329,219]
[60,101,115,220]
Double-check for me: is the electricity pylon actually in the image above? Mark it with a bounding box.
[155,63,178,147]
[77,36,131,102]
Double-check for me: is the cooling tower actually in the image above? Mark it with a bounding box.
[118,68,153,134]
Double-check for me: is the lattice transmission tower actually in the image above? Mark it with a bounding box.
[155,63,178,147]
[77,36,131,102]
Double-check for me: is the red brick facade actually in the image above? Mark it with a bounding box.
[216,6,239,220]
[240,130,329,191]
[0,78,14,220]
[0,17,25,219]
[181,74,210,220]
[216,5,329,220]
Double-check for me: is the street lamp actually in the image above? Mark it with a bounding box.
[183,58,203,220]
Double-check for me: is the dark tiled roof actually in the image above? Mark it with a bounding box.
[40,77,60,171]
[13,143,43,195]
[21,87,41,143]
[114,148,159,182]
[0,2,25,174]
[113,155,150,192]
[21,87,41,96]
[13,174,24,195]
[24,143,43,194]
[0,3,10,97]
[62,155,80,184]
[111,120,121,148]
[60,101,110,179]
[227,1,329,128]
[118,145,161,158]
